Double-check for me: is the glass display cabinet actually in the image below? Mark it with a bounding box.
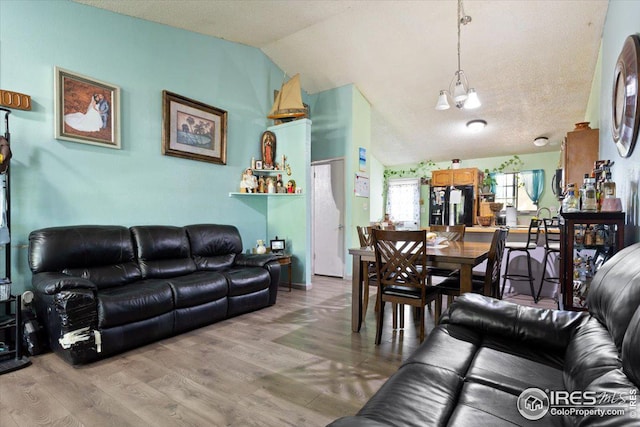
[559,211,625,311]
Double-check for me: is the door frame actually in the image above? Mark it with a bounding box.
[311,157,346,278]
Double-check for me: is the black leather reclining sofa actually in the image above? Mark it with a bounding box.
[28,224,280,365]
[330,242,640,426]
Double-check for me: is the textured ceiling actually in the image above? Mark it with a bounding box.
[73,0,609,166]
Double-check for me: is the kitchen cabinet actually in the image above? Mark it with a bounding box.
[562,127,599,191]
[431,168,480,187]
[559,211,625,311]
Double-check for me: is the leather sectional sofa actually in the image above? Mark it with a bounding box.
[330,242,640,426]
[28,224,280,365]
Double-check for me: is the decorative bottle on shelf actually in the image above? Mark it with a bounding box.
[602,172,616,198]
[562,184,579,213]
[579,174,589,211]
[582,178,597,212]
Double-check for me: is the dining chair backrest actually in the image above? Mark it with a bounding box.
[372,229,428,290]
[542,217,561,250]
[429,225,466,242]
[484,227,509,298]
[524,218,542,248]
[357,226,374,247]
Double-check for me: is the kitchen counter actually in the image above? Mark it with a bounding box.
[424,226,531,234]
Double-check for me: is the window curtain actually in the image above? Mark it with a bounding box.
[489,172,497,194]
[520,169,545,205]
[386,178,420,227]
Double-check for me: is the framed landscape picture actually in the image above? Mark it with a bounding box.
[162,91,227,164]
[54,67,120,149]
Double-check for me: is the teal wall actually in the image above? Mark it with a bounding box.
[308,84,371,277]
[267,119,312,286]
[309,85,352,162]
[0,0,286,293]
[597,0,640,244]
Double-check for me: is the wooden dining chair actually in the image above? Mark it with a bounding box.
[372,229,438,344]
[426,224,466,289]
[356,226,377,319]
[429,224,466,242]
[432,227,508,323]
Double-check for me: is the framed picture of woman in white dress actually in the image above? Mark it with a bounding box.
[54,67,120,149]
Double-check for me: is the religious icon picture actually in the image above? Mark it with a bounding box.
[261,131,276,169]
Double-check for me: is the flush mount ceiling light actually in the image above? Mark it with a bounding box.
[435,0,480,111]
[533,136,549,146]
[466,119,487,132]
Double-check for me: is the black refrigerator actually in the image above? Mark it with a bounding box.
[429,185,475,227]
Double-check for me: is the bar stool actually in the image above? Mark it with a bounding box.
[500,218,542,301]
[536,217,561,302]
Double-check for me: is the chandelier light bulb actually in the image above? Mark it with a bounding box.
[464,88,481,109]
[452,80,468,103]
[435,91,451,110]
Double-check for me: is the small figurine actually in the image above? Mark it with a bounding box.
[267,177,275,194]
[240,168,257,193]
[258,176,266,193]
[286,179,296,193]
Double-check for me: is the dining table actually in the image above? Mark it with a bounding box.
[349,240,492,332]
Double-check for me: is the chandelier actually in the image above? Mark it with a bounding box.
[435,0,480,110]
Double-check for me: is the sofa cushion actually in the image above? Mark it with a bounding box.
[29,225,141,289]
[185,224,242,270]
[131,226,196,278]
[621,306,640,387]
[563,316,621,393]
[404,324,481,376]
[223,267,270,296]
[449,381,563,427]
[63,263,142,290]
[97,280,174,328]
[466,336,564,396]
[587,243,640,349]
[356,363,463,427]
[167,271,228,308]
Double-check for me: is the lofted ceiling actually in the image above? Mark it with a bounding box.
[73,0,609,166]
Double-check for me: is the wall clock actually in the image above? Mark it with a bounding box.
[611,34,640,158]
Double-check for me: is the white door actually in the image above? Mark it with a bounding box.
[312,159,345,277]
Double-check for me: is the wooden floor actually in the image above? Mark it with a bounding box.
[0,277,557,427]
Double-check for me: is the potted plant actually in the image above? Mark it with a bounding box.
[481,155,524,194]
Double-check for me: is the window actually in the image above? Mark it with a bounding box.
[386,178,420,229]
[493,172,538,212]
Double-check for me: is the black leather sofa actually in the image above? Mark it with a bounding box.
[28,224,280,365]
[330,242,640,426]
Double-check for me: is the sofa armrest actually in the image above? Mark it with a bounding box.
[440,293,588,351]
[235,253,277,268]
[33,272,97,295]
